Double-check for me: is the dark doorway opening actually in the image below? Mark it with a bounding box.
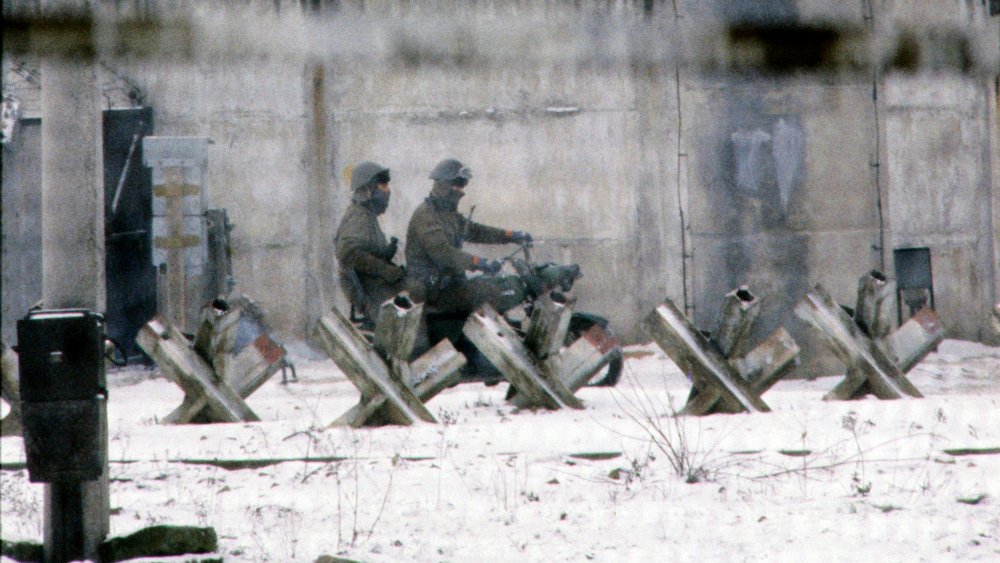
[103,108,156,362]
[893,247,934,325]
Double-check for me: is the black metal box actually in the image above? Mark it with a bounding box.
[894,248,932,291]
[21,400,104,482]
[17,309,106,402]
[16,309,106,482]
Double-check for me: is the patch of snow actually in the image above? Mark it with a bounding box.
[1,340,998,561]
[931,338,1000,362]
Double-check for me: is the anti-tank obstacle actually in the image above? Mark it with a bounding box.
[794,270,943,401]
[642,286,800,415]
[462,292,619,410]
[317,293,466,427]
[136,297,291,423]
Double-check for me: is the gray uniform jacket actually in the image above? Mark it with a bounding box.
[405,197,510,303]
[335,203,404,319]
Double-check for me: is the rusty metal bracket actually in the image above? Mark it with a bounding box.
[152,184,201,198]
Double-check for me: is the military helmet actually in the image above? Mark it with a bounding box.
[428,158,472,184]
[350,161,390,191]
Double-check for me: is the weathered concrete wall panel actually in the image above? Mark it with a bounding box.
[1,120,43,344]
[130,57,312,339]
[633,62,683,319]
[231,245,308,337]
[683,74,883,374]
[205,116,308,244]
[798,89,880,233]
[931,243,990,338]
[686,80,878,235]
[329,68,645,336]
[331,108,639,241]
[885,75,996,341]
[886,79,989,235]
[346,63,636,113]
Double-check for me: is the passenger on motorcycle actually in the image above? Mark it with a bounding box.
[404,158,533,316]
[335,161,406,329]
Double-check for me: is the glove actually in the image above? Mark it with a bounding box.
[473,256,502,275]
[383,236,399,261]
[510,230,533,244]
[383,264,405,283]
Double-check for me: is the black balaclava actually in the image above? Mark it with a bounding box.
[360,169,391,215]
[429,180,466,212]
[366,187,390,215]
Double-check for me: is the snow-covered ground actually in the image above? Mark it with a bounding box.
[2,339,999,562]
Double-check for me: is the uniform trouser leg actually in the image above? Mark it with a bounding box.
[424,278,508,379]
[430,278,507,315]
[363,280,408,328]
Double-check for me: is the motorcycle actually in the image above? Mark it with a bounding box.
[424,242,623,388]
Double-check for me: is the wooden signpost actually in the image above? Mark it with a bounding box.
[317,294,465,428]
[642,287,800,415]
[462,293,618,410]
[794,271,943,401]
[143,137,211,335]
[136,299,290,423]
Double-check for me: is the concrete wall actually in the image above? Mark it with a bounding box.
[884,75,997,342]
[324,59,657,342]
[683,74,883,375]
[124,54,314,336]
[993,76,1000,340]
[3,0,998,373]
[1,119,42,345]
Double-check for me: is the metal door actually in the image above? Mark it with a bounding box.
[103,107,156,361]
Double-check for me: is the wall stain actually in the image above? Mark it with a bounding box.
[695,80,810,346]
